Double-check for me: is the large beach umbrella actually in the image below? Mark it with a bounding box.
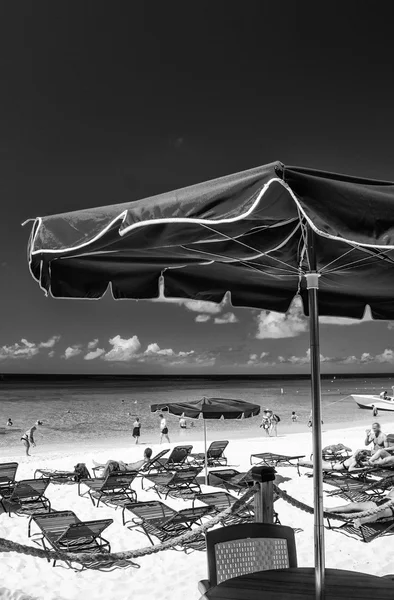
[24,161,394,600]
[150,397,261,483]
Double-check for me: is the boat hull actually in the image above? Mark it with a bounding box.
[350,394,394,412]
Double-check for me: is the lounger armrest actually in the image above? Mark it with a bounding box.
[198,580,211,595]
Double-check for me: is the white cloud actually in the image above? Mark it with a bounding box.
[48,350,55,358]
[87,339,99,350]
[0,338,40,361]
[103,335,141,362]
[214,312,238,325]
[84,348,106,361]
[145,343,174,356]
[39,335,61,348]
[256,298,374,339]
[62,346,82,359]
[195,314,211,323]
[249,354,258,361]
[375,349,394,363]
[278,348,333,365]
[153,293,228,315]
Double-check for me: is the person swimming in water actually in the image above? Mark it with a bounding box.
[21,421,43,456]
[6,418,13,426]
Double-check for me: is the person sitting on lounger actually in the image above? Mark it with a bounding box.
[93,447,153,479]
[364,422,388,452]
[325,488,394,527]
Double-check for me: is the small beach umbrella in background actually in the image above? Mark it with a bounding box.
[24,161,394,600]
[150,397,261,483]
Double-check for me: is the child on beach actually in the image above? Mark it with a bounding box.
[260,410,272,436]
[21,421,42,456]
[371,404,379,417]
[132,418,141,444]
[291,411,298,423]
[159,413,170,444]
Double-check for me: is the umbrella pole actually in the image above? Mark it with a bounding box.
[307,229,325,600]
[203,419,208,485]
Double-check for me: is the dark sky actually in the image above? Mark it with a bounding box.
[1,1,394,374]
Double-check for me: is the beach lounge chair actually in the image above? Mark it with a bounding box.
[190,441,229,468]
[327,474,394,503]
[78,471,138,507]
[28,510,136,570]
[0,462,18,492]
[207,468,254,494]
[0,478,51,516]
[34,464,91,484]
[198,522,297,594]
[122,500,209,552]
[143,467,202,500]
[192,491,256,525]
[250,452,305,475]
[326,512,394,543]
[154,445,193,471]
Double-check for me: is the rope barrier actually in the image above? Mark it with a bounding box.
[0,485,256,566]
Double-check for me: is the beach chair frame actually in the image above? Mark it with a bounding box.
[78,472,138,507]
[326,515,394,543]
[34,468,81,484]
[250,452,305,476]
[207,469,254,494]
[122,500,207,552]
[0,478,51,516]
[143,467,202,500]
[190,441,229,468]
[193,491,255,525]
[29,510,114,569]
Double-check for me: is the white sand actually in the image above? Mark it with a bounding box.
[1,421,394,600]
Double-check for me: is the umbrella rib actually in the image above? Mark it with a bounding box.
[323,245,394,274]
[197,222,302,274]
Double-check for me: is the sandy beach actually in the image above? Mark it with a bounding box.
[1,421,394,600]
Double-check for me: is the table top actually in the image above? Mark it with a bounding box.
[201,568,394,599]
[250,453,305,460]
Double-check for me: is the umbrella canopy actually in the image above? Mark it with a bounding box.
[27,161,394,318]
[150,397,261,419]
[24,161,394,600]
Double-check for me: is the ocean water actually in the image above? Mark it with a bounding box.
[1,375,394,449]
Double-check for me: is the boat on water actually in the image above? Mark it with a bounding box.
[350,391,394,412]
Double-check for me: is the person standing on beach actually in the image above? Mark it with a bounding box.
[270,411,280,436]
[159,413,170,444]
[21,421,42,456]
[260,410,272,436]
[291,411,298,423]
[132,418,141,444]
[179,416,187,430]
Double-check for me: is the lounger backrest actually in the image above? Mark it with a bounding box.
[11,478,50,500]
[141,449,170,471]
[33,511,80,533]
[387,434,394,446]
[102,471,137,491]
[171,468,200,484]
[57,519,113,543]
[0,462,18,487]
[126,501,176,522]
[167,445,193,464]
[207,441,228,459]
[206,523,297,587]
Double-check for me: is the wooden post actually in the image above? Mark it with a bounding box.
[251,466,276,523]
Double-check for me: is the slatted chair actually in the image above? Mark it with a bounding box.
[0,462,18,492]
[92,449,171,478]
[28,510,136,570]
[0,478,51,516]
[154,445,193,472]
[326,511,394,543]
[192,491,255,525]
[190,441,229,468]
[198,523,297,595]
[326,474,394,503]
[122,500,209,552]
[143,467,202,500]
[207,469,254,495]
[78,471,138,507]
